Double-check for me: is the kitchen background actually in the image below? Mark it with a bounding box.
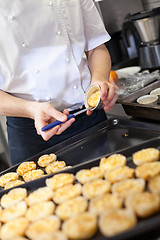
[0,0,160,170]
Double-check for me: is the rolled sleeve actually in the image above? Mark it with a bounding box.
[81,0,111,51]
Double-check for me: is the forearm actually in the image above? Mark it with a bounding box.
[0,90,36,119]
[86,44,111,83]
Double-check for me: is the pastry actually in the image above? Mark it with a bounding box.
[133,148,160,165]
[1,188,27,208]
[82,179,111,199]
[26,186,54,206]
[38,153,57,167]
[75,166,104,184]
[62,212,97,240]
[0,172,19,187]
[4,180,25,190]
[104,166,135,183]
[25,201,55,222]
[135,161,160,180]
[25,215,61,240]
[45,161,66,174]
[56,196,88,220]
[148,174,160,194]
[23,169,44,182]
[89,193,123,216]
[53,183,82,204]
[111,178,145,199]
[45,173,75,191]
[99,154,126,172]
[99,209,137,237]
[0,217,29,240]
[16,161,36,176]
[125,191,160,218]
[0,201,27,223]
[34,231,68,240]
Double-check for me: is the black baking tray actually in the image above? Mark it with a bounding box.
[118,80,160,121]
[0,137,160,240]
[0,116,160,180]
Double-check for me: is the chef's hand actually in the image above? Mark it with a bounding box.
[33,102,75,141]
[87,80,119,115]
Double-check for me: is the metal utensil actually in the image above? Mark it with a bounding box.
[41,84,101,132]
[41,108,87,131]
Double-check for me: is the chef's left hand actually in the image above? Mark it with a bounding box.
[87,80,119,115]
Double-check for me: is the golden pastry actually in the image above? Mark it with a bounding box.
[125,191,160,218]
[99,209,137,237]
[75,166,104,184]
[45,173,75,191]
[56,196,88,221]
[87,90,100,108]
[148,174,160,195]
[0,201,27,223]
[35,231,68,240]
[82,179,111,199]
[38,153,57,167]
[99,154,126,172]
[25,201,55,222]
[53,183,82,204]
[89,193,123,216]
[23,169,44,182]
[16,161,36,176]
[45,161,66,174]
[111,179,145,199]
[7,237,28,240]
[1,188,27,208]
[25,215,61,240]
[0,172,19,187]
[4,180,25,190]
[26,186,54,206]
[104,166,135,184]
[62,212,97,240]
[0,217,29,240]
[133,148,160,165]
[135,161,160,180]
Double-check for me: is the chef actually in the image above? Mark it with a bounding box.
[0,0,118,165]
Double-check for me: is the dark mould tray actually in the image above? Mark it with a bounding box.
[0,116,160,179]
[118,80,160,121]
[0,137,160,240]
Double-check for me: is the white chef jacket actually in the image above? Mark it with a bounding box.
[0,0,110,111]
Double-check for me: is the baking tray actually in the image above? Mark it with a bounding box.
[0,137,160,240]
[118,80,160,121]
[0,116,160,179]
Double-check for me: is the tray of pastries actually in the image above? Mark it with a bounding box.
[0,137,160,240]
[0,116,160,192]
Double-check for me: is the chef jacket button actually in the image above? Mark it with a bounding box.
[66,58,70,63]
[46,96,51,101]
[48,2,53,7]
[35,97,40,101]
[57,31,62,36]
[8,15,15,21]
[73,85,78,90]
[35,69,40,74]
[22,42,27,48]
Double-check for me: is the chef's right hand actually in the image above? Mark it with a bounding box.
[32,102,75,141]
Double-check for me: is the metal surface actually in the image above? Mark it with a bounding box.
[0,137,160,240]
[0,116,160,178]
[118,80,160,121]
[134,15,160,43]
[139,44,160,69]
